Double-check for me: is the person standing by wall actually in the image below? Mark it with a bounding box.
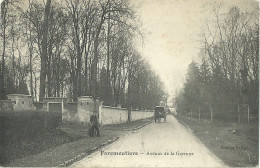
[89,111,100,137]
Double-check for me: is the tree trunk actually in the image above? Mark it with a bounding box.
[209,104,213,124]
[91,11,105,107]
[47,38,53,97]
[1,1,8,99]
[84,44,89,95]
[11,25,16,90]
[39,0,51,101]
[106,1,111,105]
[29,35,34,97]
[76,32,82,98]
[56,48,61,97]
[28,0,34,97]
[91,38,99,99]
[127,68,132,122]
[34,73,37,100]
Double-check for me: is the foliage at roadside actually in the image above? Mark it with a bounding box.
[174,4,259,120]
[0,110,75,165]
[0,112,152,167]
[0,0,166,110]
[176,115,258,167]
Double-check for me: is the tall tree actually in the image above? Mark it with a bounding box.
[0,0,9,99]
[39,0,51,101]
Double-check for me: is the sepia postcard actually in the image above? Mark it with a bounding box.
[0,0,259,167]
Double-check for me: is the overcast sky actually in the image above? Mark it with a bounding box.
[133,0,258,100]
[0,0,257,100]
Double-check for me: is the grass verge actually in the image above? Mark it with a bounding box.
[3,118,152,167]
[175,115,258,167]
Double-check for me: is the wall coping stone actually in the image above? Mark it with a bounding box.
[102,106,123,109]
[7,94,33,99]
[102,106,154,112]
[43,97,68,99]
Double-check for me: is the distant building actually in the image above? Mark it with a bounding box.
[7,94,35,111]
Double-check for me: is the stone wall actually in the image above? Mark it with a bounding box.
[34,102,44,110]
[61,96,102,123]
[7,94,35,111]
[63,104,154,125]
[1,95,154,125]
[0,100,13,111]
[131,110,154,121]
[62,103,78,122]
[48,96,154,125]
[100,106,154,125]
[99,106,128,125]
[42,97,68,112]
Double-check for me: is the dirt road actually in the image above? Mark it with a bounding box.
[70,115,225,167]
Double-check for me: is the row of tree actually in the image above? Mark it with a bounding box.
[174,4,259,117]
[0,0,166,110]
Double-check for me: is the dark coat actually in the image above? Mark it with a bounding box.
[90,114,98,124]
